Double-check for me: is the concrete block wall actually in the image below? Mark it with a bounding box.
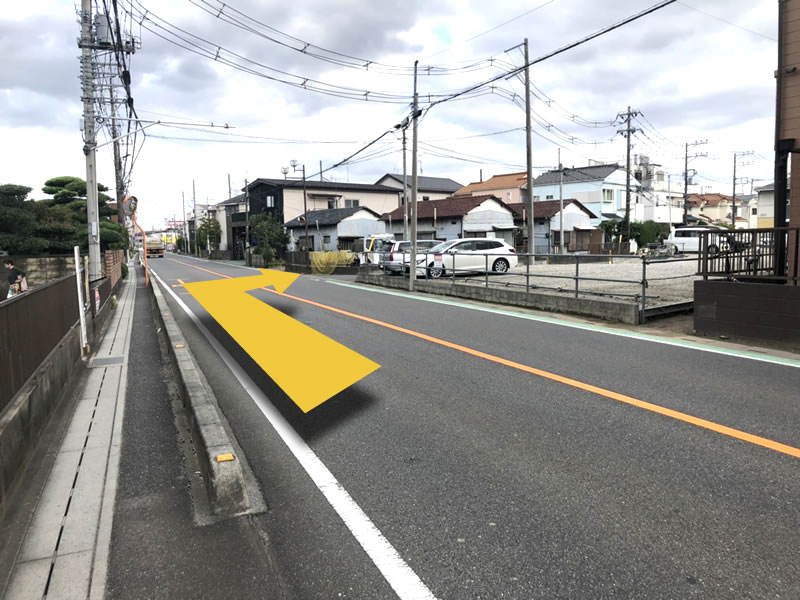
[103,250,124,288]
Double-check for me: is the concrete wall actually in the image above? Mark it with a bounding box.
[695,280,800,344]
[0,276,121,515]
[356,272,640,324]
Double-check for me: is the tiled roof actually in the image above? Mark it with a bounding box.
[533,164,621,186]
[455,172,528,195]
[507,199,597,219]
[378,174,464,193]
[380,194,504,221]
[285,207,380,228]
[688,193,733,207]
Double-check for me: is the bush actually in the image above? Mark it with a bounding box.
[121,262,128,279]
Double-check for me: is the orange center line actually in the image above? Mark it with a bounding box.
[163,258,800,459]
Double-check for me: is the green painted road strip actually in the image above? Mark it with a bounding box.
[325,279,800,369]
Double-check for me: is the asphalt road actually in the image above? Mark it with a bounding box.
[149,253,800,600]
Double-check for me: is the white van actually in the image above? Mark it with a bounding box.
[667,226,727,254]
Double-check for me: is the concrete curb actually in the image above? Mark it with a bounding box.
[149,273,250,516]
[355,272,641,325]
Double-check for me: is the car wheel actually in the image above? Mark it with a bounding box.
[708,244,720,258]
[427,263,444,279]
[492,258,510,273]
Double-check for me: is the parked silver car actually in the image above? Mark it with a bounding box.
[380,240,440,274]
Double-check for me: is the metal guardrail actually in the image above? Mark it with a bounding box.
[698,227,800,284]
[0,274,80,413]
[366,250,699,324]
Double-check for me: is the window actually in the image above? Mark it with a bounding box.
[546,195,554,200]
[603,189,614,202]
[265,195,275,208]
[752,207,757,215]
[533,196,540,202]
[323,235,331,243]
[327,199,338,209]
[344,199,359,208]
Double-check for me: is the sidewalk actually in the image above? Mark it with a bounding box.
[1,265,284,600]
[3,266,136,599]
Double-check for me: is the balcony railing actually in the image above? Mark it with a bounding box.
[698,227,800,284]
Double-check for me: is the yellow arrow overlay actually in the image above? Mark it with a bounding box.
[183,269,379,412]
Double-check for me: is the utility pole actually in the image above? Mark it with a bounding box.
[193,179,198,256]
[682,140,708,224]
[109,85,125,223]
[617,106,639,242]
[181,191,187,253]
[558,149,565,254]
[79,0,102,281]
[228,173,232,200]
[731,151,755,227]
[410,60,420,292]
[402,126,409,240]
[244,178,251,266]
[505,39,534,257]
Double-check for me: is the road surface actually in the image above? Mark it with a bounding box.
[148,254,800,600]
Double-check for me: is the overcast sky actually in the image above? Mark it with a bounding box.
[0,0,778,229]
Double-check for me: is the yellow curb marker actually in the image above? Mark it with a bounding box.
[216,453,235,462]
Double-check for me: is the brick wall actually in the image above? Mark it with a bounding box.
[103,250,124,288]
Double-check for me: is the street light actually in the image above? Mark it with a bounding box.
[284,160,308,251]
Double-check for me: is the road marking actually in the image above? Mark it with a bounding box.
[325,280,800,370]
[150,268,437,600]
[168,256,800,369]
[166,258,800,460]
[182,270,379,412]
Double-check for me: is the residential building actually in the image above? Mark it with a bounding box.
[755,182,791,228]
[507,200,599,253]
[531,163,641,225]
[374,174,464,202]
[284,207,385,251]
[454,172,529,204]
[242,178,402,226]
[686,193,757,229]
[381,195,516,245]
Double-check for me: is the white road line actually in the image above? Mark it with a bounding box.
[150,268,437,600]
[324,280,800,370]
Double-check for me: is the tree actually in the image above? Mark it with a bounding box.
[251,213,288,266]
[196,215,221,252]
[0,184,49,254]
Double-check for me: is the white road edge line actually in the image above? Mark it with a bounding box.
[150,268,437,600]
[161,256,800,368]
[323,280,800,370]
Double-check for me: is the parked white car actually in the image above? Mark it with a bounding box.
[380,240,440,274]
[667,226,728,254]
[415,238,518,278]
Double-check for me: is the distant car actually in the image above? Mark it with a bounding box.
[415,238,518,278]
[380,240,440,274]
[667,226,727,255]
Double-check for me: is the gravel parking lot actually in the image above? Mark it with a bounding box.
[448,256,701,308]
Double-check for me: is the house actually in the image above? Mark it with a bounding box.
[686,193,756,229]
[755,182,791,228]
[284,207,385,251]
[455,172,530,204]
[242,178,402,226]
[531,163,641,225]
[380,195,516,245]
[374,174,464,202]
[507,199,599,253]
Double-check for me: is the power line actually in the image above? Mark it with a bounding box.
[426,0,679,111]
[189,0,509,75]
[424,0,560,59]
[677,1,777,42]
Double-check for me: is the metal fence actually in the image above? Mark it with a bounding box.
[0,274,80,413]
[698,227,800,284]
[363,249,700,323]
